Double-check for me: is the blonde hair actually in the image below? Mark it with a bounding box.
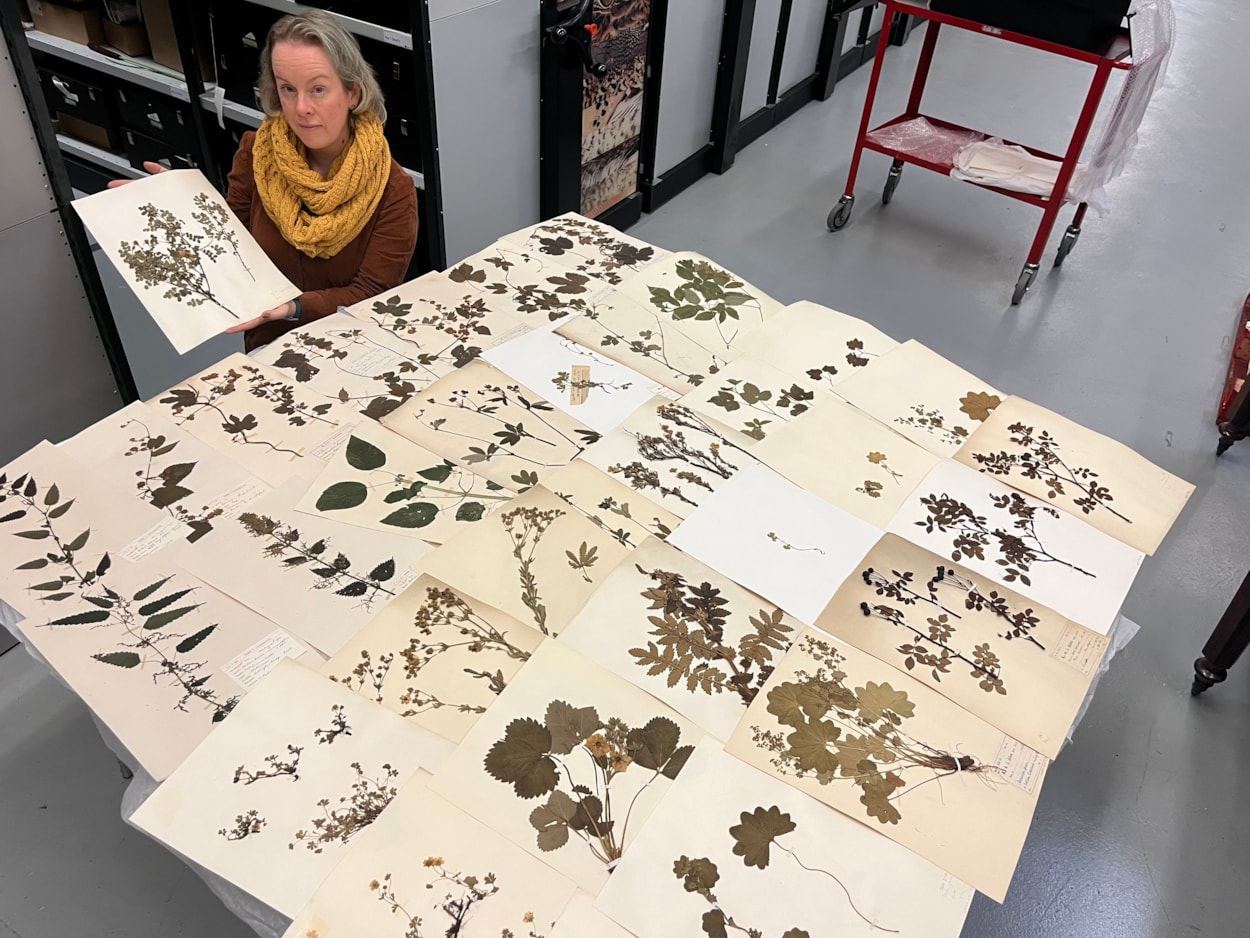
[257,12,387,124]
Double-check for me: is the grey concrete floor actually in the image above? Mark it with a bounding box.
[4,1,1250,935]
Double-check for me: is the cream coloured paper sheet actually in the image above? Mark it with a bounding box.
[498,211,671,285]
[954,395,1195,555]
[544,458,681,549]
[71,169,297,354]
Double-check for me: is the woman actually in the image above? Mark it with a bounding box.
[118,12,418,351]
[225,11,418,350]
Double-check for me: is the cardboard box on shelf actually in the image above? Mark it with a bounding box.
[57,112,119,151]
[101,18,149,55]
[140,0,213,80]
[29,0,106,46]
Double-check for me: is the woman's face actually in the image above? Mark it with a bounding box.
[271,40,360,155]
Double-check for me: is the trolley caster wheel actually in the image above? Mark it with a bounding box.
[1011,264,1039,305]
[1054,226,1080,268]
[882,166,903,205]
[827,195,855,231]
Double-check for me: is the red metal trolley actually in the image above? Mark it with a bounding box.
[828,0,1134,304]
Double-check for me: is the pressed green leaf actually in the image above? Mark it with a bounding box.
[30,581,67,591]
[380,502,438,529]
[14,530,50,540]
[335,581,370,597]
[368,559,395,582]
[627,716,682,771]
[345,435,387,471]
[43,484,59,506]
[43,593,73,602]
[48,500,75,519]
[529,789,577,851]
[96,553,111,577]
[0,510,26,523]
[662,744,695,780]
[455,501,486,522]
[484,716,558,799]
[15,558,48,570]
[138,588,195,617]
[143,604,201,630]
[316,481,369,512]
[84,596,114,609]
[49,609,112,626]
[66,529,90,552]
[176,625,217,654]
[93,651,141,669]
[149,483,192,509]
[24,479,37,498]
[729,805,796,869]
[545,700,601,755]
[417,461,455,483]
[133,576,174,601]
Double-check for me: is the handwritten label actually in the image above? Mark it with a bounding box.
[1049,621,1109,676]
[992,737,1048,796]
[119,478,272,562]
[569,365,592,406]
[939,872,974,902]
[309,421,360,462]
[222,629,308,690]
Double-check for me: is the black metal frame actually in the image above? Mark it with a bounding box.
[0,0,139,404]
[168,2,222,189]
[410,0,446,270]
[709,0,757,173]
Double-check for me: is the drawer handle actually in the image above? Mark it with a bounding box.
[51,76,80,107]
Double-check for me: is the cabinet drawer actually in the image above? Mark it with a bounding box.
[39,64,115,127]
[122,127,200,172]
[115,85,199,150]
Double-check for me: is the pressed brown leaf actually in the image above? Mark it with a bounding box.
[484,717,558,799]
[729,805,797,869]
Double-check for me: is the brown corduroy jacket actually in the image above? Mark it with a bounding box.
[226,130,418,351]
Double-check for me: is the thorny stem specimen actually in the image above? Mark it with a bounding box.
[916,491,1094,585]
[237,512,397,608]
[291,762,400,853]
[118,195,248,317]
[971,422,1131,524]
[501,506,565,635]
[233,745,303,785]
[0,472,238,723]
[629,566,792,706]
[751,635,997,825]
[218,810,265,842]
[766,532,825,556]
[122,418,221,541]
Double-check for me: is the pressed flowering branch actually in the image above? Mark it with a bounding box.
[291,761,400,853]
[122,418,220,542]
[915,490,1094,586]
[233,745,304,785]
[501,505,565,635]
[971,421,1130,524]
[674,856,812,938]
[765,532,825,556]
[485,700,693,867]
[610,404,748,505]
[236,512,397,608]
[630,566,792,706]
[750,634,995,825]
[218,810,266,842]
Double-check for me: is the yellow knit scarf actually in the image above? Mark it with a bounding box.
[252,111,390,259]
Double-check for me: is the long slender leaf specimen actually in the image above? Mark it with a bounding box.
[485,700,693,867]
[750,635,993,825]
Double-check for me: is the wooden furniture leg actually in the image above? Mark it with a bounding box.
[1192,567,1250,695]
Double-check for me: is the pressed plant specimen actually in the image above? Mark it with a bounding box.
[859,604,1005,695]
[117,194,252,318]
[750,634,994,825]
[314,434,509,530]
[370,860,544,938]
[366,291,506,370]
[0,471,239,722]
[645,257,765,350]
[673,855,811,938]
[551,369,633,396]
[501,505,566,635]
[629,566,793,705]
[159,364,336,458]
[608,404,750,508]
[233,745,304,785]
[765,532,826,556]
[705,379,814,441]
[330,585,533,718]
[314,704,353,744]
[485,700,693,866]
[237,512,398,608]
[915,490,1094,586]
[581,304,717,388]
[856,452,904,500]
[970,421,1129,524]
[410,381,599,473]
[291,761,401,853]
[447,248,598,322]
[565,541,600,582]
[894,405,970,448]
[121,418,221,541]
[959,391,1002,423]
[517,215,657,283]
[218,810,266,842]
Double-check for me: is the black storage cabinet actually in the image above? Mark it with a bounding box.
[36,58,124,150]
[929,0,1131,51]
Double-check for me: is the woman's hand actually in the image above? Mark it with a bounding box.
[106,161,171,189]
[225,300,299,335]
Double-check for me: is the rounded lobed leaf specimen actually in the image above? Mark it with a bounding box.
[729,804,796,869]
[484,717,558,799]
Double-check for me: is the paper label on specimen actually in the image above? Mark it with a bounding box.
[130,659,451,918]
[668,463,882,627]
[222,628,310,690]
[72,169,297,354]
[888,459,1145,637]
[725,628,1048,902]
[732,299,900,391]
[954,395,1195,555]
[596,740,973,938]
[427,639,701,895]
[835,340,1005,457]
[812,533,1108,759]
[121,515,193,562]
[992,736,1048,796]
[615,251,783,356]
[750,395,940,529]
[498,211,671,284]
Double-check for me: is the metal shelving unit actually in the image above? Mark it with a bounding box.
[241,0,413,49]
[26,29,192,101]
[56,133,145,178]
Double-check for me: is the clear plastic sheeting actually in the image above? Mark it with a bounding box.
[865,116,986,167]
